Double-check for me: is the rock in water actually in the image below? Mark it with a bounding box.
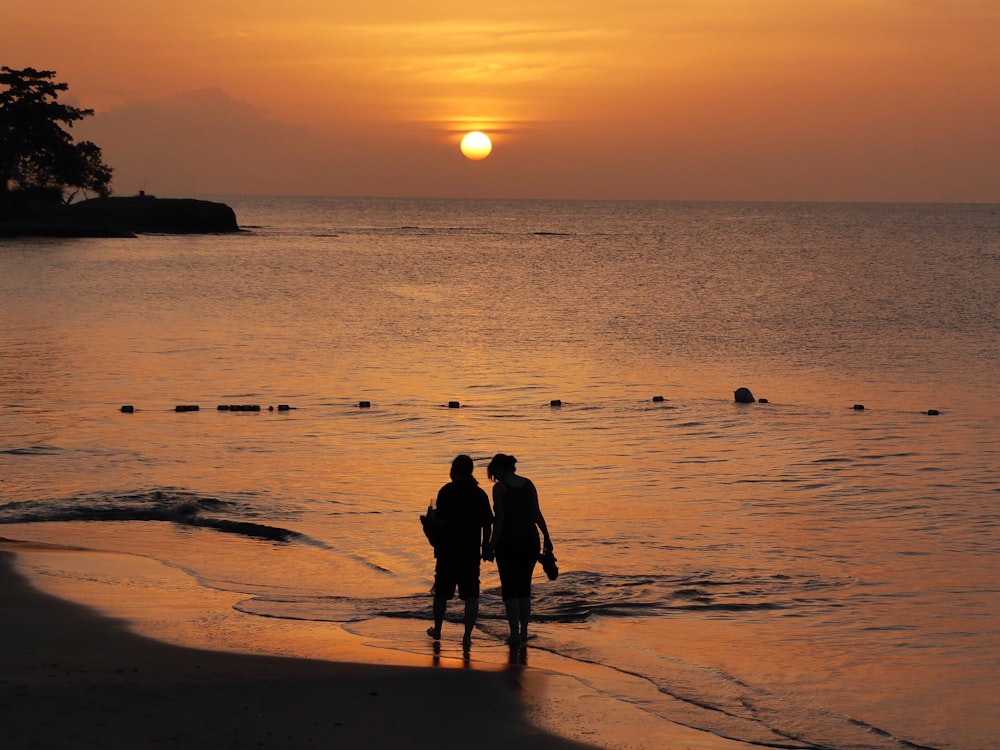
[65,196,239,234]
[0,194,239,236]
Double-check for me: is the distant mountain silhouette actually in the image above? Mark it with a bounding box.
[76,88,514,198]
[77,89,326,195]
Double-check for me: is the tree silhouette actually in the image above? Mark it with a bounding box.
[0,66,112,201]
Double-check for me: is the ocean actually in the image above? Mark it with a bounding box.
[1,197,998,750]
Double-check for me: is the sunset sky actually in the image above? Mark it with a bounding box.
[4,1,998,201]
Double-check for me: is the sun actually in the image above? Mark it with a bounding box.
[460,131,493,160]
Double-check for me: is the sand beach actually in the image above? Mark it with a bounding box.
[1,539,756,749]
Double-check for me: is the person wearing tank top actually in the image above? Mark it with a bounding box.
[484,453,554,646]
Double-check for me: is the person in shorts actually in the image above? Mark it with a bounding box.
[427,454,493,647]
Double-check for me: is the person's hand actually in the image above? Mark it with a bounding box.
[543,539,554,554]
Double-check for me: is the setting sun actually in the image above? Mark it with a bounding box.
[460,131,493,160]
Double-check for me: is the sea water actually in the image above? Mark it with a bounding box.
[1,198,998,750]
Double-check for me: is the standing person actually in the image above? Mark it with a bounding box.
[485,453,554,646]
[427,454,493,647]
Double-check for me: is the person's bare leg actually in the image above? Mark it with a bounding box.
[428,596,446,639]
[504,597,520,644]
[462,597,478,646]
[518,596,531,641]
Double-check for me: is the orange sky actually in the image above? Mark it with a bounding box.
[4,1,999,201]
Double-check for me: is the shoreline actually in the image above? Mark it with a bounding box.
[0,541,597,750]
[1,536,757,749]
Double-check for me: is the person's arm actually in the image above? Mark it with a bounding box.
[536,508,553,552]
[431,487,448,530]
[485,483,505,560]
[533,486,553,552]
[479,488,495,558]
[481,516,493,560]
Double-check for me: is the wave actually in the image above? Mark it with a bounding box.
[234,570,928,750]
[0,488,317,545]
[234,569,849,625]
[0,445,63,456]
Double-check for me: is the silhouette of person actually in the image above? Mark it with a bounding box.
[484,453,553,645]
[427,454,494,647]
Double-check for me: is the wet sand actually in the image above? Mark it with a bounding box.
[1,539,756,749]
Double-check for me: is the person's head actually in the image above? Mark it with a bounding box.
[487,453,517,482]
[450,454,476,483]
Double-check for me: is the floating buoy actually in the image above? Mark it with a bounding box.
[278,404,292,411]
[217,404,230,411]
[358,401,371,408]
[175,405,199,412]
[853,404,865,411]
[448,401,461,409]
[268,405,274,411]
[758,398,769,404]
[652,395,665,402]
[120,405,134,413]
[927,409,940,416]
[734,387,755,403]
[550,399,562,407]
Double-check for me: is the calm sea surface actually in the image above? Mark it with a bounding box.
[2,198,998,750]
